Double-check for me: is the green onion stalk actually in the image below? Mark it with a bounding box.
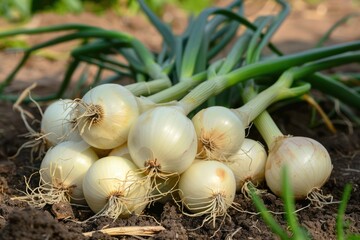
[69,41,171,97]
[0,28,171,101]
[146,41,360,106]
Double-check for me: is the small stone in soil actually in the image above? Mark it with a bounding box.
[51,201,75,219]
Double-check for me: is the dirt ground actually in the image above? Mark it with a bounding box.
[0,0,360,239]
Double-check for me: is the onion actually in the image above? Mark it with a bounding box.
[12,98,82,162]
[41,99,82,147]
[192,106,245,160]
[127,106,197,201]
[82,156,149,219]
[265,136,333,200]
[240,83,334,205]
[20,141,98,208]
[75,84,140,150]
[128,106,197,176]
[225,138,267,194]
[178,160,236,227]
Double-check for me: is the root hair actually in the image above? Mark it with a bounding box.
[307,188,335,208]
[11,169,73,208]
[73,99,103,135]
[136,162,180,204]
[11,83,47,162]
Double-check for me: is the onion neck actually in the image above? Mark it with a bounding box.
[241,82,284,148]
[126,78,171,96]
[178,68,293,116]
[147,71,207,104]
[233,71,294,126]
[178,75,229,115]
[253,110,284,148]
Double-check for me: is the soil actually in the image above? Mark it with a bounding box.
[0,1,360,239]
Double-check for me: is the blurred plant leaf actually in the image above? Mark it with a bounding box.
[0,0,32,21]
[0,38,29,49]
[55,0,83,13]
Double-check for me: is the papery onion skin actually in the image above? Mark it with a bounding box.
[76,84,140,150]
[226,138,267,191]
[82,156,148,216]
[41,99,82,147]
[128,106,197,174]
[265,136,333,199]
[178,160,236,213]
[192,106,245,161]
[40,141,98,204]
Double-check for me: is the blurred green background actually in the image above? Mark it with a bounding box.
[0,0,216,22]
[2,0,360,23]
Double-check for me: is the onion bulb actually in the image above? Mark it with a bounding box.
[21,141,98,208]
[178,160,236,227]
[192,106,245,161]
[127,106,196,201]
[265,136,333,200]
[128,106,197,176]
[225,138,267,194]
[75,84,140,150]
[13,99,82,162]
[41,99,82,147]
[82,156,149,219]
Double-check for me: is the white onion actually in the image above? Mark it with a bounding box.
[265,136,333,199]
[226,138,267,192]
[178,160,236,226]
[76,84,140,150]
[128,106,197,175]
[41,99,82,147]
[23,141,98,208]
[192,106,245,161]
[82,156,148,219]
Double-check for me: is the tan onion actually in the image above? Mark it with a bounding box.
[265,136,333,200]
[225,138,267,193]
